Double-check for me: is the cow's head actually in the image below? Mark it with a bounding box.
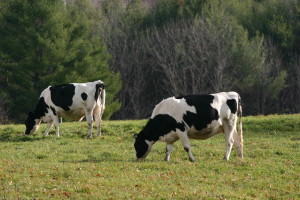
[24,112,40,135]
[134,131,153,161]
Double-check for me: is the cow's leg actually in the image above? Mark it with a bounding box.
[52,117,60,137]
[95,115,102,137]
[43,121,53,136]
[223,120,235,161]
[94,109,102,137]
[85,110,93,139]
[178,131,195,162]
[164,136,179,161]
[233,129,243,158]
[165,143,173,161]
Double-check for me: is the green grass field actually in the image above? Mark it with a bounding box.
[0,114,299,199]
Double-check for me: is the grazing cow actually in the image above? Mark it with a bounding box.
[134,91,243,162]
[25,80,106,138]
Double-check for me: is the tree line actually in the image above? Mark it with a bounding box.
[0,0,299,123]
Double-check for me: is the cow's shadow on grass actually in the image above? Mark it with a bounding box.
[61,156,177,164]
[0,127,46,142]
[63,154,127,163]
[0,126,86,142]
[61,152,135,163]
[62,158,128,163]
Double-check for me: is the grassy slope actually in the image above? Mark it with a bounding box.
[0,115,299,199]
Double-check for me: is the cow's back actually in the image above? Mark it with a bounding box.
[40,81,102,120]
[150,92,238,132]
[71,82,97,109]
[151,97,196,123]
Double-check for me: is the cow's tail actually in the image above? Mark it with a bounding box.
[96,81,106,115]
[101,88,106,110]
[237,94,244,155]
[100,84,106,116]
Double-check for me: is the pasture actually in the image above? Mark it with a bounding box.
[0,114,299,199]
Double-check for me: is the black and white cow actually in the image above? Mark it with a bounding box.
[134,91,243,162]
[25,80,106,138]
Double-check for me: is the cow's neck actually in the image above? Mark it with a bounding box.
[33,97,49,120]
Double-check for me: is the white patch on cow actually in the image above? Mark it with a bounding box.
[207,119,221,129]
[211,93,237,120]
[151,97,196,123]
[210,94,224,113]
[30,119,41,134]
[42,109,53,123]
[145,140,154,146]
[159,131,179,143]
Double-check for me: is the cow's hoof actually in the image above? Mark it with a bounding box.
[223,157,229,161]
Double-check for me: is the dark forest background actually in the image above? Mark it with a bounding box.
[0,0,299,123]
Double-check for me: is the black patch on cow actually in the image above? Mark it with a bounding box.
[226,99,237,114]
[94,83,104,101]
[50,106,56,116]
[143,114,185,142]
[25,97,49,134]
[50,84,75,111]
[184,147,189,153]
[25,112,36,135]
[134,132,149,159]
[33,97,49,119]
[134,114,184,159]
[177,94,219,131]
[81,92,88,101]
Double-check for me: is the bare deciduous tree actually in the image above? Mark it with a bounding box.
[100,2,291,119]
[280,54,300,113]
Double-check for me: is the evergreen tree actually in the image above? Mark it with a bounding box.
[0,0,121,121]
